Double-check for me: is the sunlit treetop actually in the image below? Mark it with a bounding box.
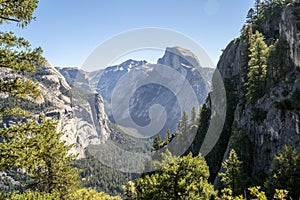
[0,0,39,27]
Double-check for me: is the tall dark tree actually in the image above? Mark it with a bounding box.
[265,145,300,200]
[246,8,255,25]
[254,0,261,16]
[0,1,80,197]
[165,128,171,145]
[190,106,197,126]
[28,118,80,197]
[0,0,44,172]
[0,0,44,120]
[245,30,269,102]
[153,134,163,151]
[0,118,80,197]
[178,111,188,135]
[218,149,246,196]
[267,38,290,84]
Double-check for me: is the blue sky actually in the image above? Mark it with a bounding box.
[2,0,253,68]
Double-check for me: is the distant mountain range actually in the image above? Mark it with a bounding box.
[57,46,214,137]
[0,46,214,161]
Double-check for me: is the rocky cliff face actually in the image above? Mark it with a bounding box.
[0,61,111,158]
[280,4,300,67]
[59,93,111,158]
[213,2,300,177]
[158,47,214,100]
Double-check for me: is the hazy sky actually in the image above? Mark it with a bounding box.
[2,0,253,68]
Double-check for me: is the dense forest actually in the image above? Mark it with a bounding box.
[1,0,300,199]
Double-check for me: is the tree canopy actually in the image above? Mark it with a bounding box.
[0,0,80,198]
[218,149,246,196]
[135,152,217,200]
[0,0,39,27]
[265,145,300,200]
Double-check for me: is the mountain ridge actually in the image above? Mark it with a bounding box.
[58,46,214,136]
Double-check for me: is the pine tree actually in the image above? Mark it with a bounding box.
[165,128,171,144]
[265,145,300,200]
[0,1,80,197]
[152,149,178,170]
[27,118,80,197]
[0,0,45,176]
[0,0,39,27]
[218,149,246,196]
[267,38,290,84]
[189,106,200,133]
[191,106,197,126]
[178,111,189,135]
[245,30,269,102]
[0,118,80,197]
[254,0,261,16]
[153,134,162,151]
[0,1,44,126]
[246,8,255,25]
[0,0,44,120]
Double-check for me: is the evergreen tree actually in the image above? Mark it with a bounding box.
[0,0,39,27]
[0,1,80,197]
[0,0,44,120]
[135,152,217,199]
[190,104,210,156]
[265,145,300,200]
[218,149,246,196]
[165,128,171,145]
[246,8,255,25]
[245,30,269,102]
[153,134,163,151]
[178,111,188,135]
[0,0,44,178]
[189,106,200,133]
[267,38,290,84]
[152,149,178,169]
[254,0,261,16]
[190,106,197,126]
[27,118,80,197]
[230,122,253,175]
[0,118,80,197]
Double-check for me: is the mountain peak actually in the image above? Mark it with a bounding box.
[118,59,147,68]
[157,46,201,69]
[165,46,195,58]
